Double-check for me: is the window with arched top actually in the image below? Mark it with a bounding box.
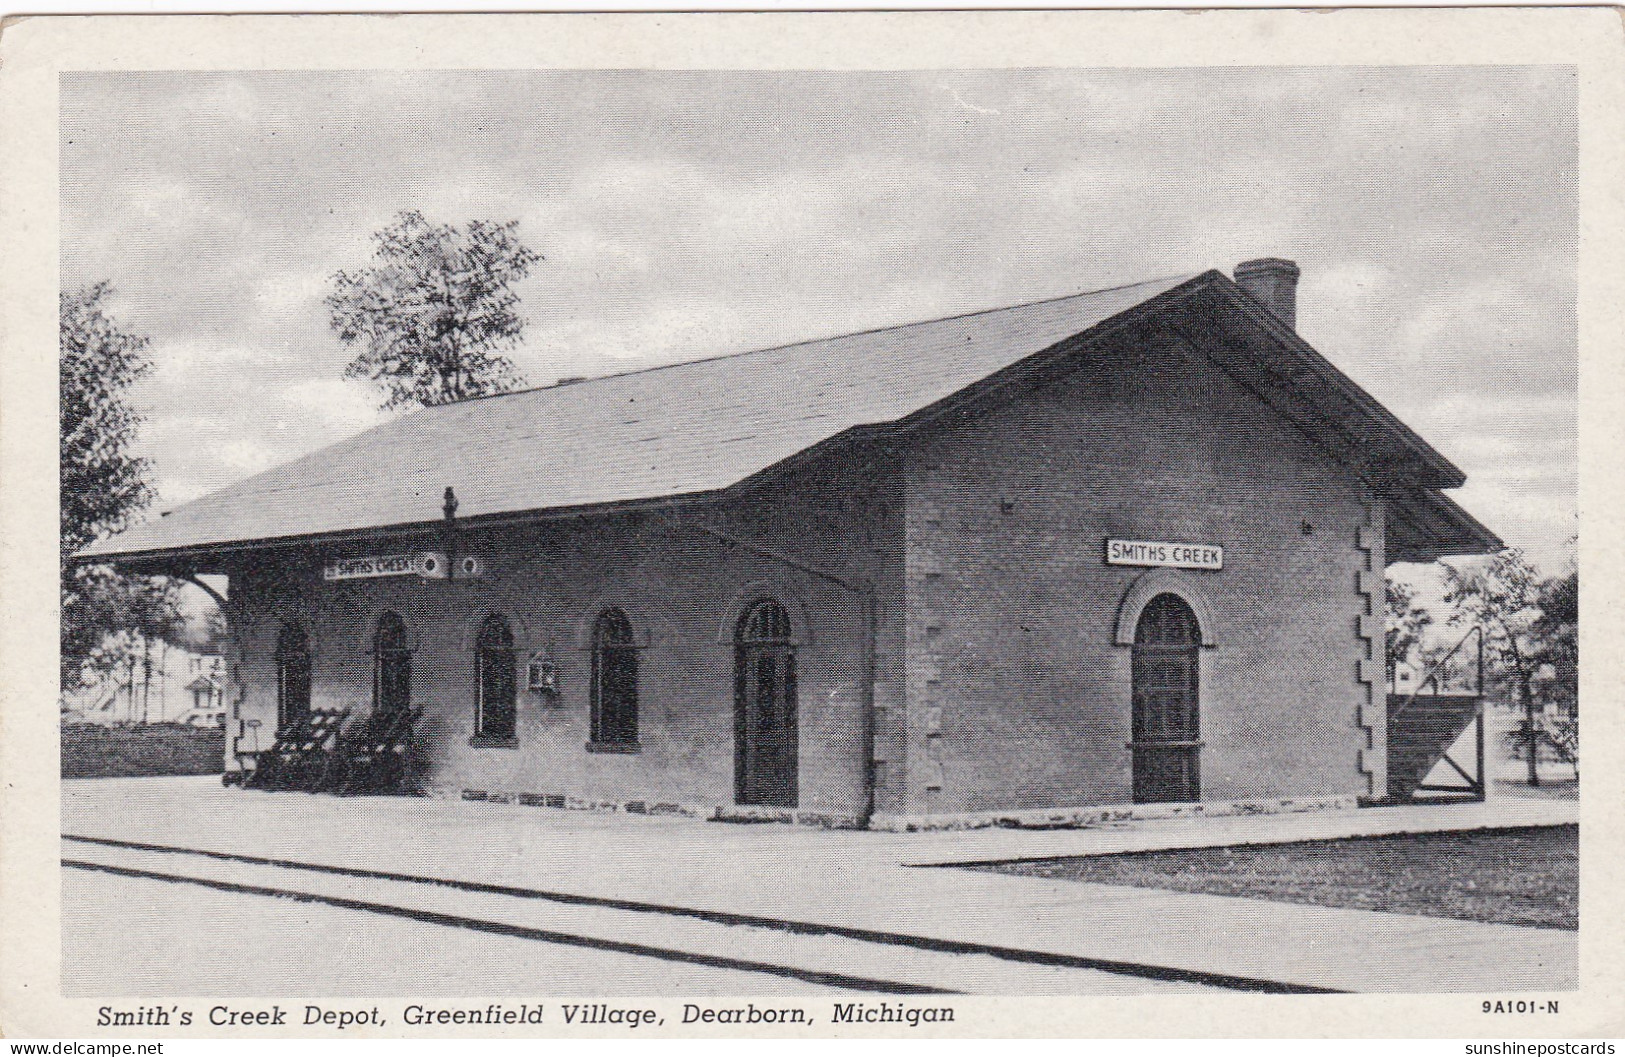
[738,598,794,644]
[373,612,411,715]
[474,614,517,742]
[590,608,639,749]
[274,621,311,732]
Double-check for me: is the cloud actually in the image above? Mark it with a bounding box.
[281,378,389,434]
[62,67,1577,570]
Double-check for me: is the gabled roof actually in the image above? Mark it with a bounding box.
[81,269,1498,564]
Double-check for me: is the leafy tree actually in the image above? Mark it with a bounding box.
[327,210,542,410]
[60,284,182,689]
[1533,571,1577,710]
[1531,569,1578,776]
[77,586,184,723]
[61,284,153,556]
[182,602,232,655]
[1384,575,1434,683]
[1441,549,1558,786]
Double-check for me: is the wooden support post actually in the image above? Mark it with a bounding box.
[1475,697,1487,802]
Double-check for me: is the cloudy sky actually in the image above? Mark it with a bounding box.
[61,67,1576,572]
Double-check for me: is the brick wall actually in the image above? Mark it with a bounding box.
[220,450,903,816]
[213,331,1378,819]
[900,333,1371,814]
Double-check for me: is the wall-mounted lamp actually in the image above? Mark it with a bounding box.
[527,654,559,696]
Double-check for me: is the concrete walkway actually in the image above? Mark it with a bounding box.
[893,796,1577,866]
[61,778,1577,995]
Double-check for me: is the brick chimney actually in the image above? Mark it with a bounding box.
[1234,258,1301,329]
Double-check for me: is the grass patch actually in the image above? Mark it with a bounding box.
[1493,777,1578,801]
[970,824,1576,930]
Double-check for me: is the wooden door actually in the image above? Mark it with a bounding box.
[374,612,412,715]
[734,600,798,807]
[1131,593,1201,803]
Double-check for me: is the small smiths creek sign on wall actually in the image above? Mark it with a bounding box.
[324,552,448,581]
[1105,538,1224,571]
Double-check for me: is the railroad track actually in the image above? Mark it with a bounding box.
[63,834,1337,996]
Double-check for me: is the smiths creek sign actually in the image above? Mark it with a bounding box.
[324,552,448,582]
[1105,538,1224,571]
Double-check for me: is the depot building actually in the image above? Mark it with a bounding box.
[82,259,1500,828]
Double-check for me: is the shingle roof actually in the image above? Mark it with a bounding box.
[81,269,1493,562]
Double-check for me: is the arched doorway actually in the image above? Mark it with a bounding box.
[734,598,797,807]
[373,612,412,715]
[274,621,311,732]
[1131,593,1201,803]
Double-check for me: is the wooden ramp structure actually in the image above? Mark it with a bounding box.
[231,707,352,792]
[1386,628,1485,801]
[331,705,424,796]
[224,705,423,796]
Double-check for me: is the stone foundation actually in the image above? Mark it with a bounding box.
[438,784,1355,833]
[870,794,1359,832]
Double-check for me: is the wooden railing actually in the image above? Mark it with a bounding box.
[1390,625,1484,722]
[1388,626,1486,801]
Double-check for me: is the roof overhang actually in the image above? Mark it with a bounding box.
[76,269,1499,574]
[74,489,729,577]
[1385,485,1504,563]
[1166,279,1499,561]
[1163,277,1468,489]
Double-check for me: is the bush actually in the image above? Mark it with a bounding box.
[61,721,225,778]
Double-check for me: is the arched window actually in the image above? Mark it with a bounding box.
[734,598,798,807]
[1131,593,1202,804]
[590,608,639,748]
[474,614,517,742]
[373,612,411,715]
[739,597,794,644]
[274,621,311,732]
